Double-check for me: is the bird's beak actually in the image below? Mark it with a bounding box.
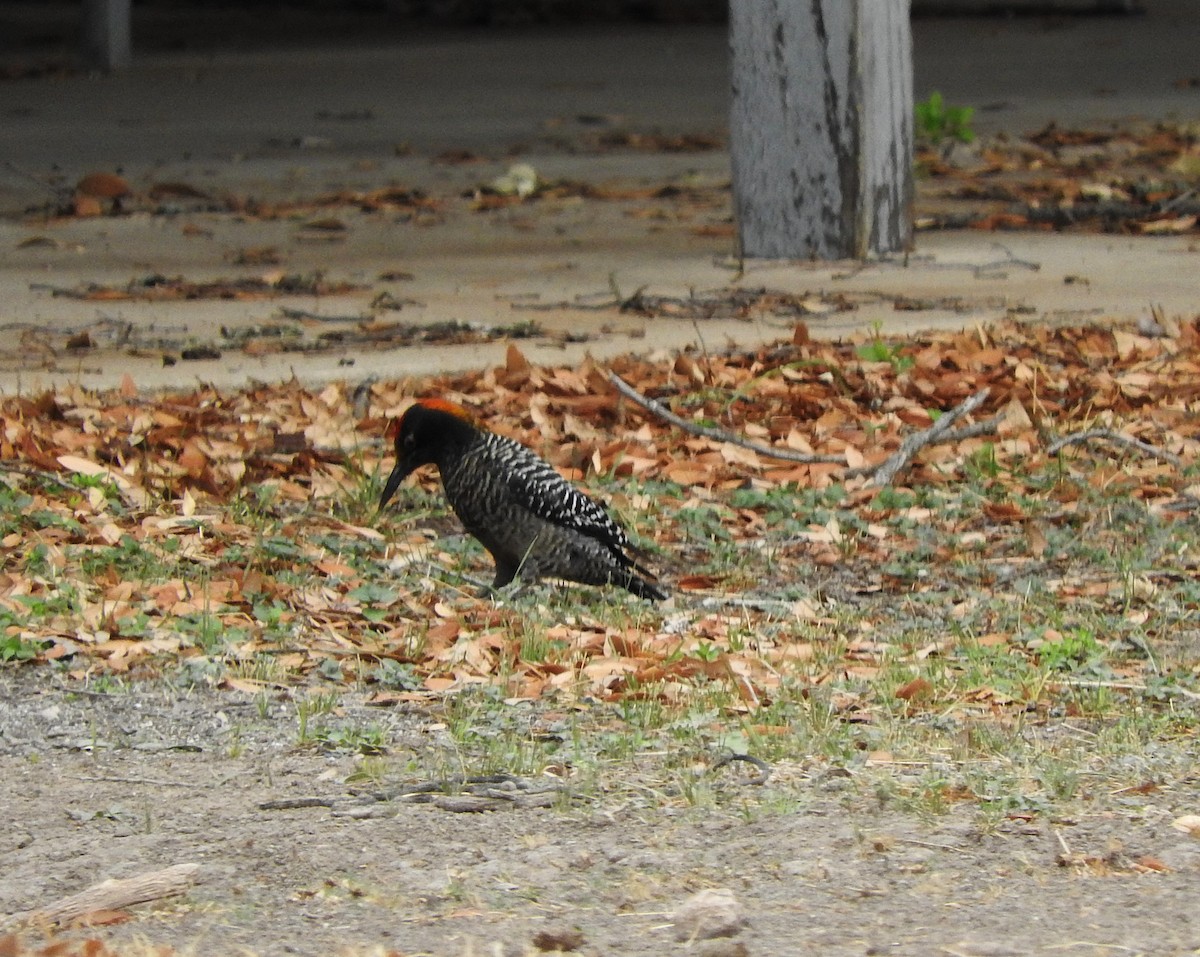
[378,459,413,511]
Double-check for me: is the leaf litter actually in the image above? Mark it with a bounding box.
[2,314,1198,730]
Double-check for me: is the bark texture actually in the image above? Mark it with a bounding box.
[730,0,913,259]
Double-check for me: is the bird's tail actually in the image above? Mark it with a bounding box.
[621,568,669,601]
[622,544,668,600]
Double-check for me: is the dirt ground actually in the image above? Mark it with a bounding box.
[1,665,1199,957]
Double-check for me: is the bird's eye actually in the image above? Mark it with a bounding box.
[402,433,417,450]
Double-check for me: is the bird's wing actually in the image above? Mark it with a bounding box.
[487,435,632,554]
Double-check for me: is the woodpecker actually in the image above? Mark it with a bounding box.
[379,398,667,601]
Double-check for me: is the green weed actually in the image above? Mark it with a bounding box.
[915,91,975,143]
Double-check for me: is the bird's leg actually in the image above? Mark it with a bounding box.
[513,536,543,584]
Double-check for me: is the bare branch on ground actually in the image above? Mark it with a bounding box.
[608,373,998,486]
[851,389,993,486]
[1046,428,1184,468]
[607,371,845,466]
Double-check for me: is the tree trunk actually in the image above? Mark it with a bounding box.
[729,0,913,260]
[83,0,133,71]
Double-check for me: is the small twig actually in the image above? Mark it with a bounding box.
[898,838,973,855]
[1051,676,1152,695]
[1,463,76,490]
[1045,428,1184,468]
[711,752,772,786]
[4,160,61,196]
[277,306,371,323]
[52,684,120,698]
[606,371,844,466]
[81,775,196,788]
[971,243,1042,277]
[511,296,619,312]
[849,388,992,486]
[690,316,714,383]
[1125,632,1161,675]
[1160,188,1197,214]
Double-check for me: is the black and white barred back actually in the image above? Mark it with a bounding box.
[381,400,665,599]
[472,431,632,554]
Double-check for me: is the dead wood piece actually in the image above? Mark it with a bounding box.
[1022,198,1200,226]
[432,795,508,813]
[258,797,336,810]
[332,805,397,820]
[411,789,561,811]
[699,596,803,613]
[365,774,565,812]
[1,463,77,490]
[365,772,522,802]
[9,863,201,928]
[481,788,561,809]
[511,295,618,312]
[516,286,845,322]
[1045,428,1184,468]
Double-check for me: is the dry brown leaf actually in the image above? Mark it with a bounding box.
[76,172,131,199]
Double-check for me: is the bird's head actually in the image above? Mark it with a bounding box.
[379,398,477,510]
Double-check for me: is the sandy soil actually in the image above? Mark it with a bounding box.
[3,669,1200,957]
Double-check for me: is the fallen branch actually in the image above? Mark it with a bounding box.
[1045,428,1184,468]
[9,863,201,928]
[938,418,1003,444]
[606,372,844,466]
[848,389,993,486]
[609,373,997,485]
[428,791,559,812]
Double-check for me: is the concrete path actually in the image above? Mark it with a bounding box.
[0,3,1196,392]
